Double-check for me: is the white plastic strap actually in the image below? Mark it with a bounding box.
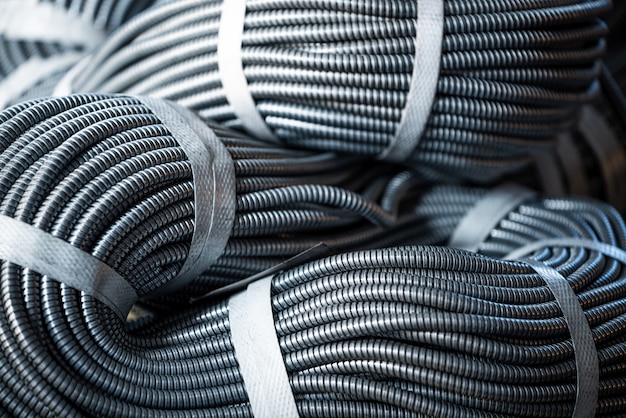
[578,105,626,211]
[217,0,279,143]
[505,238,626,265]
[0,0,104,48]
[0,52,82,110]
[379,0,444,162]
[510,258,598,418]
[0,215,137,319]
[229,276,300,418]
[0,97,236,319]
[448,184,537,252]
[138,97,236,294]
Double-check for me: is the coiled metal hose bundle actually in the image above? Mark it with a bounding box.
[57,0,610,182]
[0,93,450,309]
[0,93,624,415]
[0,0,154,107]
[2,184,626,416]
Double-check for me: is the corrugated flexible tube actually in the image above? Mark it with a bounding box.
[1,93,625,416]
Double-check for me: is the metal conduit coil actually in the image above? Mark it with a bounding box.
[1,179,626,415]
[0,93,450,305]
[59,0,610,182]
[0,0,155,106]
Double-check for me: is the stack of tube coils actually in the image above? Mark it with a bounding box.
[52,0,609,183]
[0,99,626,417]
[0,93,444,302]
[0,0,625,417]
[0,93,625,415]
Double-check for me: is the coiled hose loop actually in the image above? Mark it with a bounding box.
[59,0,610,182]
[0,93,440,307]
[3,241,626,415]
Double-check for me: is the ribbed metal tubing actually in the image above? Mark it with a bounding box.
[65,0,609,182]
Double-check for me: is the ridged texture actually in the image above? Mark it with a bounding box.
[0,93,437,298]
[1,94,625,415]
[2,194,626,416]
[66,0,609,182]
[0,0,154,104]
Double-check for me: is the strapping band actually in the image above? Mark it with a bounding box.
[0,53,82,109]
[379,0,444,162]
[505,238,626,265]
[578,105,626,213]
[505,236,626,416]
[217,0,279,143]
[138,97,236,294]
[0,0,104,48]
[228,276,300,418]
[509,257,598,418]
[0,97,236,319]
[0,215,137,320]
[448,184,537,252]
